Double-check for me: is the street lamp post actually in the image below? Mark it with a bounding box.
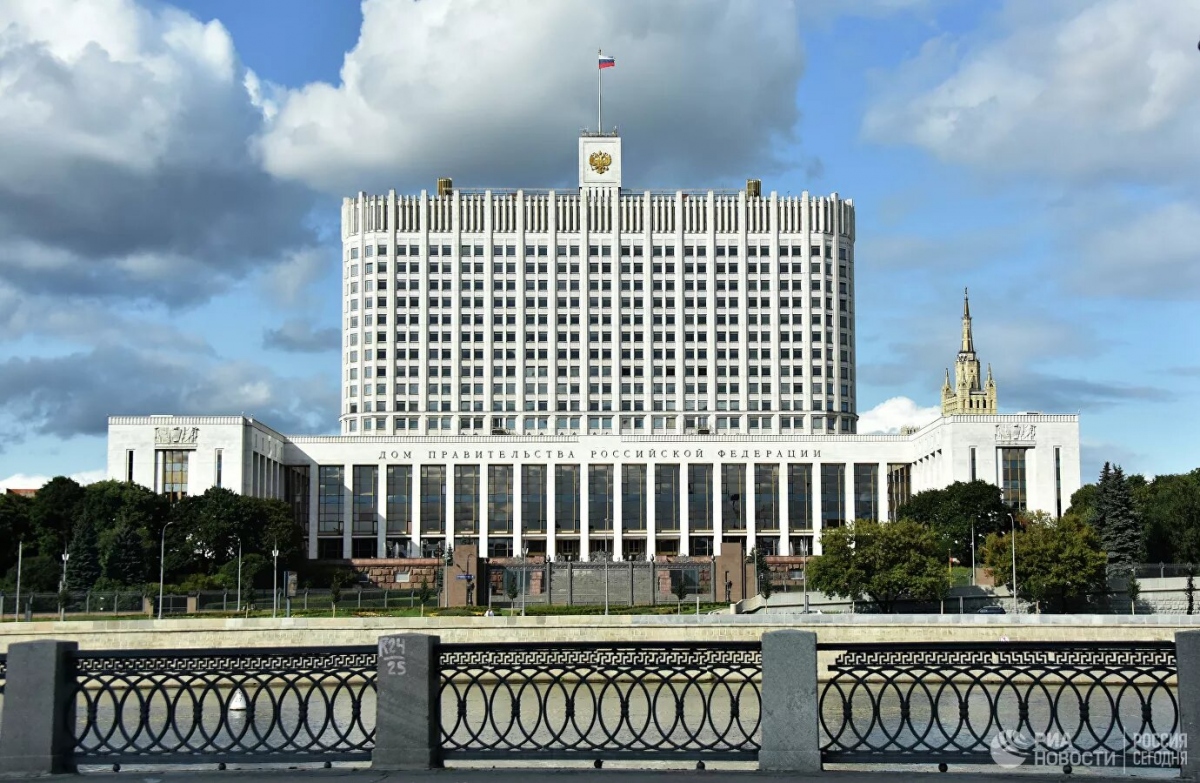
[272,542,280,619]
[158,520,175,620]
[235,538,243,612]
[520,548,528,617]
[14,540,22,622]
[60,551,71,620]
[970,519,977,586]
[1007,513,1019,614]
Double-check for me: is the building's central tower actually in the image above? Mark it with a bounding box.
[578,130,622,191]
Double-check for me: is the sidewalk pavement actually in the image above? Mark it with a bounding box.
[1,767,1172,783]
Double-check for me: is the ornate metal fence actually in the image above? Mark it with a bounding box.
[818,642,1179,767]
[438,641,761,761]
[70,646,377,765]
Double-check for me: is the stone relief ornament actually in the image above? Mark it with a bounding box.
[995,424,1036,443]
[588,151,613,174]
[154,426,199,446]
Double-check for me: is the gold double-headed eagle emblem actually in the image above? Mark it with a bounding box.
[588,151,613,174]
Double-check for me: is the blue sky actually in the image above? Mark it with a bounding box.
[1,0,1198,489]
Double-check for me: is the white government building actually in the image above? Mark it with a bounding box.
[106,128,1081,562]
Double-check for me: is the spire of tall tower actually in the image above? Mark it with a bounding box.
[942,288,997,416]
[960,287,974,355]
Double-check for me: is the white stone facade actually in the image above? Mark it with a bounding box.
[340,132,859,439]
[106,413,1081,562]
[102,128,1083,565]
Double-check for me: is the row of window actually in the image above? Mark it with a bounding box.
[345,413,859,434]
[349,244,852,261]
[315,462,910,539]
[348,261,849,279]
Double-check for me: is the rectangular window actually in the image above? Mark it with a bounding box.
[453,465,480,534]
[622,465,648,532]
[555,465,580,532]
[214,449,223,488]
[688,464,713,531]
[1054,447,1063,519]
[887,464,911,522]
[820,463,846,527]
[589,465,614,532]
[754,464,779,531]
[787,464,812,530]
[853,464,878,522]
[655,464,680,532]
[386,465,412,536]
[160,450,189,501]
[722,464,746,529]
[487,465,513,534]
[521,465,547,533]
[1001,448,1028,512]
[420,465,446,534]
[318,466,344,535]
[970,447,977,482]
[352,465,378,536]
[125,449,134,483]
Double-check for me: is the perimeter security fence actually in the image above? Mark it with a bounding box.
[1,634,1199,775]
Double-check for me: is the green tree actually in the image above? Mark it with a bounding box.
[981,512,1107,613]
[895,480,1010,561]
[752,548,774,599]
[0,491,33,578]
[807,519,948,613]
[79,481,168,559]
[65,516,102,591]
[1095,464,1144,573]
[29,476,86,557]
[102,514,149,587]
[3,554,60,592]
[1141,470,1200,563]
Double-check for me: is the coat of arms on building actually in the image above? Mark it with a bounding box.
[588,151,613,174]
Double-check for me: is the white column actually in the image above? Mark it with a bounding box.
[480,464,490,558]
[678,463,690,556]
[445,462,456,553]
[547,464,558,561]
[307,462,319,560]
[778,462,789,555]
[513,465,524,558]
[878,461,889,523]
[811,462,823,555]
[713,463,724,556]
[614,465,625,561]
[844,463,855,526]
[746,463,758,554]
[376,463,387,558]
[408,465,420,558]
[646,463,657,560]
[580,465,591,560]
[341,462,353,559]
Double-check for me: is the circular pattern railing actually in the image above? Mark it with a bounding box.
[818,642,1179,767]
[438,642,761,760]
[71,647,376,764]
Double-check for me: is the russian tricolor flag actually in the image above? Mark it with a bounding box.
[598,53,615,69]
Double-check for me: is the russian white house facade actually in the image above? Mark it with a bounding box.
[103,127,1083,562]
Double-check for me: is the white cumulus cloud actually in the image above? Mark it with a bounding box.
[0,469,107,491]
[256,0,807,195]
[858,397,941,434]
[862,0,1200,186]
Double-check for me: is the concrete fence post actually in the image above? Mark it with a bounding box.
[0,640,79,775]
[373,633,441,770]
[759,629,821,773]
[1177,631,1200,779]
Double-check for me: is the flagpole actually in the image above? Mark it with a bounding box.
[597,48,602,133]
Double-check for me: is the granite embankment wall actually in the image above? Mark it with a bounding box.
[3,613,1200,652]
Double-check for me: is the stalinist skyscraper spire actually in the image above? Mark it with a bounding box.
[942,288,998,415]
